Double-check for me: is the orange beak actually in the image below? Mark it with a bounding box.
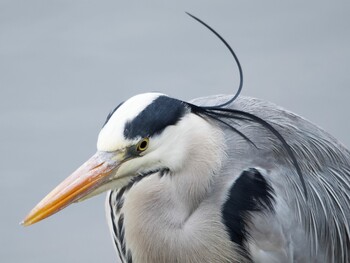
[22,151,122,226]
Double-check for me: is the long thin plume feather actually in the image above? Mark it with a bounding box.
[202,106,308,197]
[186,12,243,107]
[203,111,256,147]
[186,13,307,198]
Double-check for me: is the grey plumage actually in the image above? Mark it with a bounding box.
[22,14,350,263]
[22,88,350,263]
[105,94,350,263]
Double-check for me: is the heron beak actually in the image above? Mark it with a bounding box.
[22,151,124,226]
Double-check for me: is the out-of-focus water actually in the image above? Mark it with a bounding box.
[1,1,349,262]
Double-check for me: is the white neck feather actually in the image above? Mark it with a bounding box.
[119,114,244,262]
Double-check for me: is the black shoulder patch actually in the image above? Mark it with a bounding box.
[222,168,275,255]
[124,96,188,139]
[103,101,124,128]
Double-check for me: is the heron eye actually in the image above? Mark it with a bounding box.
[137,138,149,152]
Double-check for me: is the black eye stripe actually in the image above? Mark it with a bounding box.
[124,96,189,140]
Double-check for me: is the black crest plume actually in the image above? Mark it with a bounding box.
[185,12,307,197]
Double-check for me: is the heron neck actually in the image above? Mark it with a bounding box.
[120,123,229,262]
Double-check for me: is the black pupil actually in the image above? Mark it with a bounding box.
[139,140,148,150]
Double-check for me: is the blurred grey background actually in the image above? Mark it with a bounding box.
[1,0,349,262]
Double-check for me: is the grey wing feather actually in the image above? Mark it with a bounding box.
[191,95,350,263]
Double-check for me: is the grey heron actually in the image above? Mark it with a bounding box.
[22,14,350,263]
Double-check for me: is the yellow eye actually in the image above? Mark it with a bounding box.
[137,138,149,152]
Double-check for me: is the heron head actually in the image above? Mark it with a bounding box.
[22,92,221,226]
